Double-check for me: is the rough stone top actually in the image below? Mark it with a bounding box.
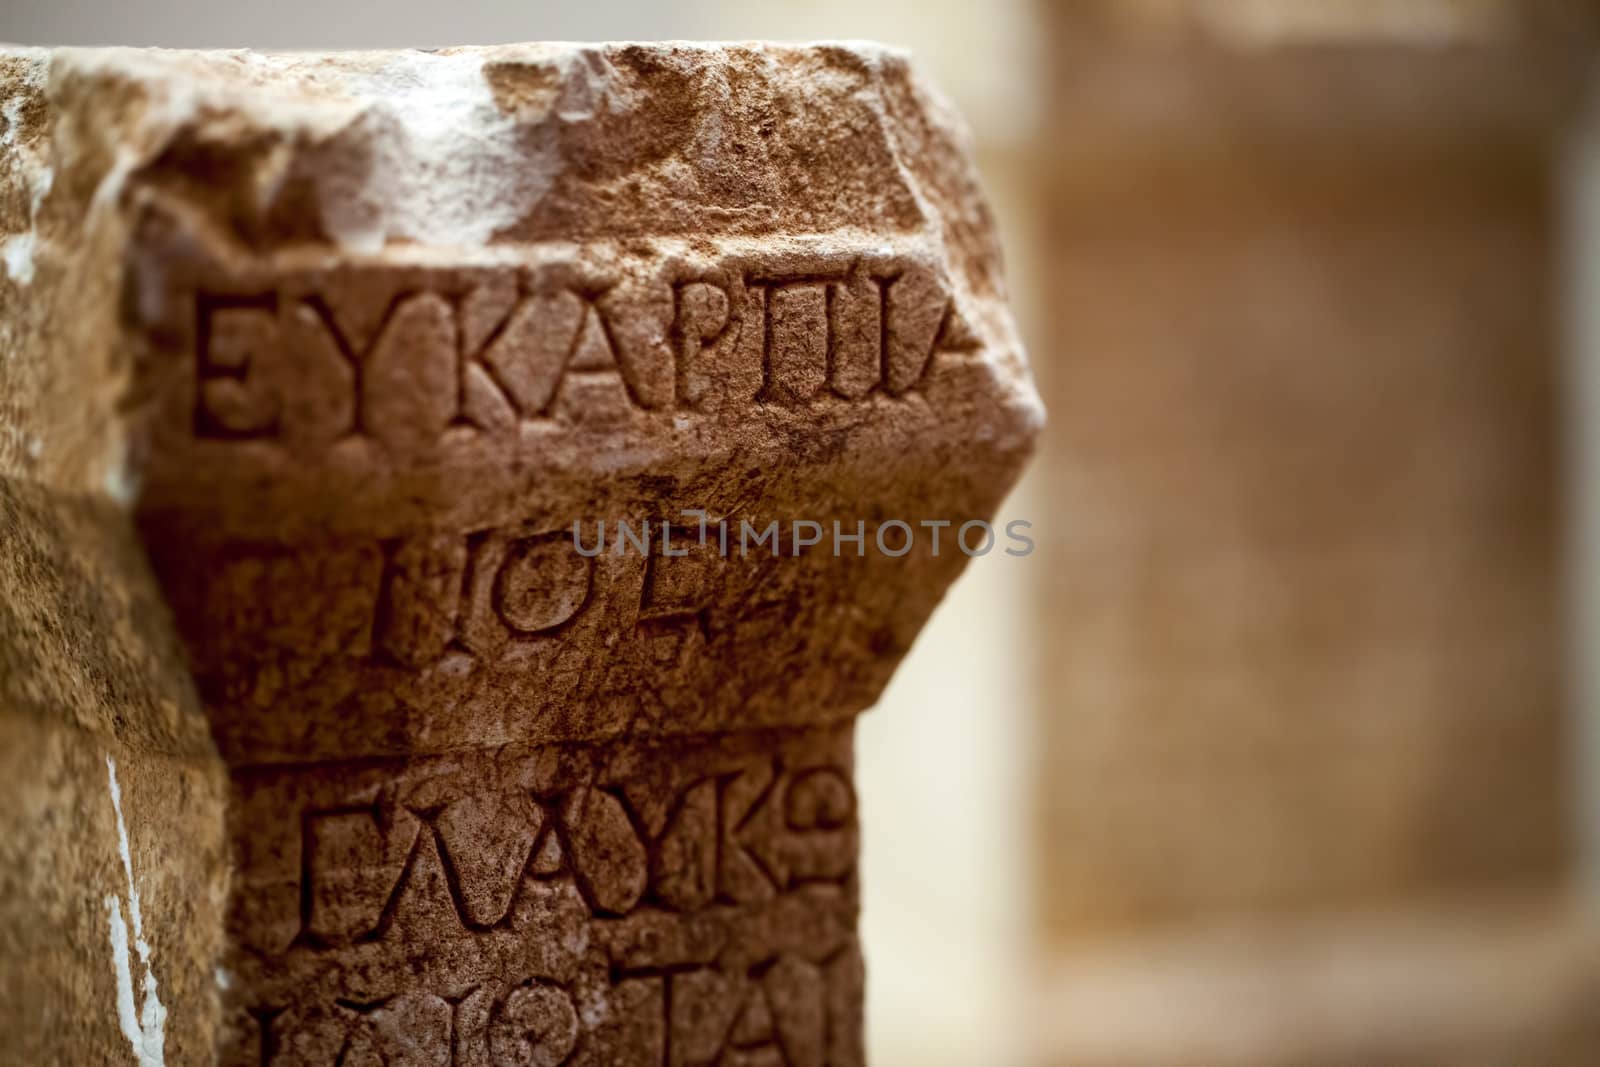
[4,41,992,251]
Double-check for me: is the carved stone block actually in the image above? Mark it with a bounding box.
[0,43,1039,1064]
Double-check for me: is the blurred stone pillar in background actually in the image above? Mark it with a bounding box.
[1030,1,1600,1061]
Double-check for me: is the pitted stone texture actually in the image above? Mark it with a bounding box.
[0,484,229,1065]
[223,726,861,1066]
[2,42,1037,1064]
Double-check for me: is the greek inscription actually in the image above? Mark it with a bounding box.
[373,529,593,668]
[288,762,854,950]
[488,980,580,1067]
[189,254,980,447]
[227,730,861,1066]
[370,517,750,671]
[247,952,853,1067]
[194,292,280,439]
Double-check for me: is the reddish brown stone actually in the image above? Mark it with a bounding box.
[1,43,1038,1063]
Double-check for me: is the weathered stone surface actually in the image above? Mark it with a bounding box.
[0,482,229,1066]
[1,43,1038,1063]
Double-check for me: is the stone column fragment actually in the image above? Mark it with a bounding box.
[1,44,1040,1064]
[1032,0,1591,940]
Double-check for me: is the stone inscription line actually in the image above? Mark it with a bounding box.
[249,948,857,1067]
[190,256,980,448]
[289,760,857,951]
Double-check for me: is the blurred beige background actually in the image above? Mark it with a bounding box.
[10,1,1600,1062]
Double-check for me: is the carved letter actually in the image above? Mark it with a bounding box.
[194,293,280,439]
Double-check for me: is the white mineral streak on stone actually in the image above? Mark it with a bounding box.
[301,50,569,253]
[0,96,21,147]
[0,232,33,284]
[104,755,166,1067]
[50,46,580,254]
[1,54,51,286]
[90,147,138,215]
[102,433,140,505]
[578,983,609,1029]
[105,892,141,1059]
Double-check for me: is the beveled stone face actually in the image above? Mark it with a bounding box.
[129,238,1021,764]
[1,42,1038,1065]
